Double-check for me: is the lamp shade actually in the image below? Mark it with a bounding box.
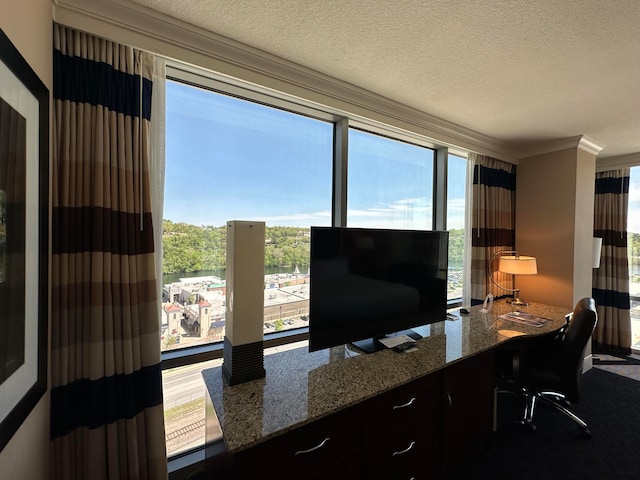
[592,237,602,268]
[498,255,538,275]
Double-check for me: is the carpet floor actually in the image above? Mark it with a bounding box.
[445,354,640,480]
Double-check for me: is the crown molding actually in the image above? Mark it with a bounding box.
[576,136,606,156]
[596,152,640,172]
[53,0,516,162]
[519,135,605,159]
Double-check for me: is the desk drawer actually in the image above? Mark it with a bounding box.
[365,374,440,428]
[365,435,438,480]
[232,405,362,479]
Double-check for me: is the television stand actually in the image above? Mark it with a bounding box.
[350,329,422,354]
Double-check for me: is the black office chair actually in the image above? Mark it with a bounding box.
[516,297,598,438]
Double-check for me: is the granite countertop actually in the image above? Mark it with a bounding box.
[202,301,570,452]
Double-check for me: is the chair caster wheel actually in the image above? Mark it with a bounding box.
[580,428,592,439]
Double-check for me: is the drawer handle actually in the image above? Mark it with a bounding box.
[393,397,416,409]
[294,437,330,455]
[392,441,415,457]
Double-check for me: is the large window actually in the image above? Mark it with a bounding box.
[161,66,468,459]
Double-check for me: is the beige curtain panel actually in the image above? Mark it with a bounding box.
[468,153,516,305]
[592,169,632,354]
[50,24,167,480]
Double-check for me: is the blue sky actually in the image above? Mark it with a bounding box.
[165,79,640,235]
[165,79,475,231]
[165,81,332,227]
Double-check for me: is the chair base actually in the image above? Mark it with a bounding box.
[518,390,592,438]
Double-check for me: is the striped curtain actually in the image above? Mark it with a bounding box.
[592,169,632,354]
[466,153,516,306]
[50,25,167,479]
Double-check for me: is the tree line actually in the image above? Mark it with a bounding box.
[163,220,311,274]
[162,219,465,275]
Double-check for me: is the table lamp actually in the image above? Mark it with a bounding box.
[488,250,538,306]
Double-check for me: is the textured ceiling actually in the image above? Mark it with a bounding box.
[129,0,640,159]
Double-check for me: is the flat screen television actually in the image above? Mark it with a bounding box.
[308,227,449,353]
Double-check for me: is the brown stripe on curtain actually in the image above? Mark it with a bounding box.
[468,153,516,305]
[51,24,167,480]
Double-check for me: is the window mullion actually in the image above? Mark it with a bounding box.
[333,117,349,227]
[434,147,448,230]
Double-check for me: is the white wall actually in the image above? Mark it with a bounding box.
[0,0,51,478]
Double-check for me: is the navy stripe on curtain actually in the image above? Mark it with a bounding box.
[473,164,516,190]
[593,229,629,248]
[50,363,163,438]
[52,207,155,255]
[470,228,514,248]
[595,175,630,195]
[53,50,152,121]
[592,288,631,310]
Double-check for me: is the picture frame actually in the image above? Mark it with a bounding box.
[0,28,48,452]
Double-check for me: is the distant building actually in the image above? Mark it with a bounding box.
[209,319,225,341]
[198,299,212,338]
[163,283,182,303]
[162,304,181,343]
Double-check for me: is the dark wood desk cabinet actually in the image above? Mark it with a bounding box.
[441,349,495,473]
[229,351,495,480]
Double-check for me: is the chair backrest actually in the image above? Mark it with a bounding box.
[560,297,598,401]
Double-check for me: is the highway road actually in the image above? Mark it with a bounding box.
[162,339,308,410]
[162,359,222,409]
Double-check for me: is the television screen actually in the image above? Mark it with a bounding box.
[308,227,449,352]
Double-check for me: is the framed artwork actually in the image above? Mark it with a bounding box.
[0,28,48,452]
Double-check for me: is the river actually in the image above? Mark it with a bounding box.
[162,264,309,286]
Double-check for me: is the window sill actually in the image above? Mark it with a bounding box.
[161,327,309,370]
[168,447,205,480]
